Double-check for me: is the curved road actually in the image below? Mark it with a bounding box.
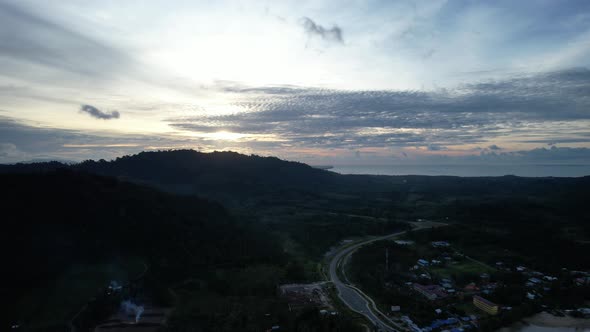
[328,222,445,332]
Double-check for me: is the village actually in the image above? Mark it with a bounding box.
[355,237,590,332]
[275,223,590,332]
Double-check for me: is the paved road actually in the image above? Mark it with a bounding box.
[328,222,447,332]
[329,231,408,331]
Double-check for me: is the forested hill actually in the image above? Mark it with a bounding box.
[0,169,283,275]
[4,150,589,236]
[0,150,345,196]
[76,150,341,194]
[0,170,285,328]
[2,150,590,222]
[2,150,589,199]
[1,151,589,330]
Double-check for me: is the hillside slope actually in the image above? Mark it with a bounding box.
[0,170,284,330]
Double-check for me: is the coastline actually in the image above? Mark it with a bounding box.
[329,164,590,177]
[523,312,590,329]
[497,312,590,332]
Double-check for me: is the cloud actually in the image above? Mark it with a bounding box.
[0,142,26,161]
[0,116,135,162]
[169,68,590,151]
[0,2,132,80]
[0,2,218,107]
[0,116,241,163]
[80,105,120,120]
[2,114,590,168]
[488,144,502,150]
[422,48,436,59]
[370,147,590,166]
[300,17,343,44]
[428,144,448,151]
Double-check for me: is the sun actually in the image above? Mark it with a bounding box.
[206,131,246,141]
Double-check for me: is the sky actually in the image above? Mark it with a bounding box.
[1,0,590,167]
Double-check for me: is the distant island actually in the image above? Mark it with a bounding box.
[311,165,334,170]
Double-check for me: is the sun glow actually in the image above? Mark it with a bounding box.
[207,131,245,141]
[177,131,247,141]
[173,130,290,143]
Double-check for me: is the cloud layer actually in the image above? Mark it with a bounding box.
[169,68,590,151]
[0,2,133,81]
[2,115,590,168]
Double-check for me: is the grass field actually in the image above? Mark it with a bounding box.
[453,301,481,316]
[430,260,494,279]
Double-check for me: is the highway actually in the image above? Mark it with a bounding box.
[328,221,446,332]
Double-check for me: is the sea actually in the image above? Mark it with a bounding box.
[498,326,589,332]
[330,164,590,177]
[495,312,590,332]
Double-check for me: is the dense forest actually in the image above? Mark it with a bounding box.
[0,171,288,331]
[0,168,371,331]
[1,150,589,331]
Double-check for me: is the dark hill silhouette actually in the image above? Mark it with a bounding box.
[2,150,589,201]
[75,150,341,195]
[0,170,284,329]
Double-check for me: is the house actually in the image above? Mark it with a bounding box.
[401,316,422,332]
[109,280,123,290]
[418,259,430,267]
[528,277,542,284]
[420,273,431,280]
[575,277,590,286]
[578,308,590,318]
[516,266,526,272]
[464,283,479,292]
[441,282,453,289]
[482,282,498,292]
[425,318,460,332]
[414,283,447,300]
[431,241,450,248]
[395,240,415,246]
[107,280,123,295]
[473,295,499,315]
